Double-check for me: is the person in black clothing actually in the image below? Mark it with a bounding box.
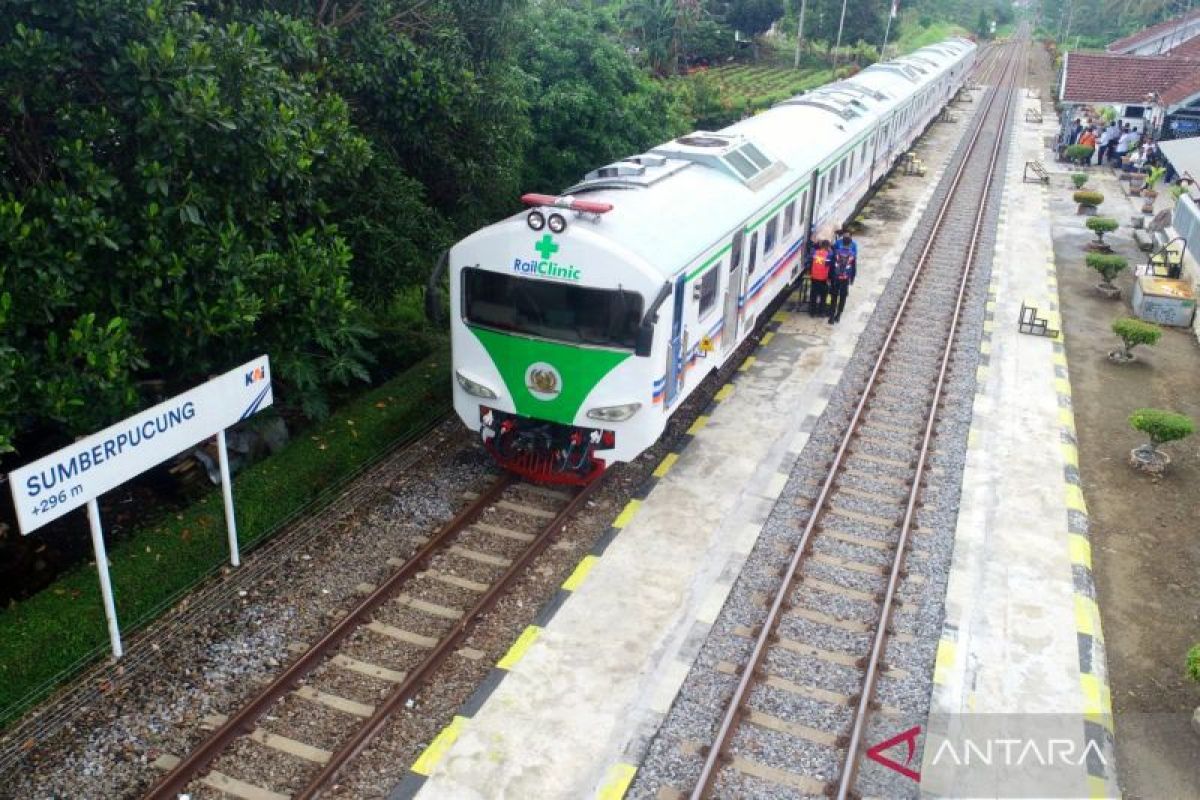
[828,231,857,324]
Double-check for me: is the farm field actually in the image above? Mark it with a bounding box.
[692,61,836,107]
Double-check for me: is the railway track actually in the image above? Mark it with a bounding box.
[145,472,600,799]
[687,35,1026,800]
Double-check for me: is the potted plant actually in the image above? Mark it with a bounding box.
[1074,190,1104,216]
[1086,252,1128,298]
[1143,165,1167,199]
[1128,408,1195,473]
[1085,216,1118,251]
[1066,144,1094,166]
[1071,173,1089,189]
[1109,317,1162,363]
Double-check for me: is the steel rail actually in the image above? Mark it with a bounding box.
[294,476,602,798]
[143,471,517,799]
[833,36,1025,800]
[690,36,1024,800]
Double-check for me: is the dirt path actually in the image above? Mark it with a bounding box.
[1050,161,1200,799]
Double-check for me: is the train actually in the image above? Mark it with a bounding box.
[445,38,976,484]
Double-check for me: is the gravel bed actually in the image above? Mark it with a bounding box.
[631,77,1014,799]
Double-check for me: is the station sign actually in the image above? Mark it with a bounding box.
[9,355,272,535]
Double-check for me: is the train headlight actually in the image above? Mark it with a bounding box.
[456,370,499,399]
[527,211,546,231]
[586,402,641,422]
[547,213,567,233]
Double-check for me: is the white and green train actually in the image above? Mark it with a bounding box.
[448,39,976,483]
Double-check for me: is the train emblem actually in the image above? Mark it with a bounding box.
[525,363,562,400]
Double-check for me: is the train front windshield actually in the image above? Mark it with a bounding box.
[463,268,644,349]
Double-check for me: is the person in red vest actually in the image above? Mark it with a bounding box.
[808,239,832,317]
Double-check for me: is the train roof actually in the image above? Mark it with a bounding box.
[461,38,975,282]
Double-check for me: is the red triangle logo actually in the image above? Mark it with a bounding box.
[865,724,922,782]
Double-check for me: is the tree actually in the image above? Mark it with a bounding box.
[726,0,786,39]
[0,0,374,453]
[1129,408,1194,466]
[518,3,690,192]
[1086,253,1128,289]
[1111,317,1162,360]
[1086,216,1119,247]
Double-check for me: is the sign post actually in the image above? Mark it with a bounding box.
[216,429,240,568]
[8,355,273,659]
[86,498,123,659]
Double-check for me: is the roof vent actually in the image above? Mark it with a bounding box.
[623,154,668,167]
[677,134,729,148]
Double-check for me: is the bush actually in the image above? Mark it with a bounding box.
[1086,216,1119,244]
[1074,190,1105,207]
[1066,144,1094,164]
[1129,408,1195,448]
[1112,317,1162,358]
[1188,644,1200,683]
[1086,253,1128,287]
[1072,173,1090,189]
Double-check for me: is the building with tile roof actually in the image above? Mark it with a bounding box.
[1059,51,1200,140]
[1107,7,1200,55]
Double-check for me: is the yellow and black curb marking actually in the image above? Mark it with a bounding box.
[1045,257,1116,798]
[389,315,789,800]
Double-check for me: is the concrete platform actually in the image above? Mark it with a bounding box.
[392,118,971,800]
[919,94,1120,797]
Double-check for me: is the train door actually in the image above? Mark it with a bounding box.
[721,230,745,356]
[664,273,688,407]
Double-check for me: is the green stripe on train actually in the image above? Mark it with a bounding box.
[468,326,630,425]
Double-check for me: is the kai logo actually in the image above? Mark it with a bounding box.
[525,362,562,401]
[513,234,582,282]
[244,366,266,385]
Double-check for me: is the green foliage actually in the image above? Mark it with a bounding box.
[0,0,377,451]
[1086,216,1118,243]
[1129,408,1195,448]
[1187,644,1200,684]
[1112,317,1162,356]
[1071,173,1090,189]
[1066,144,1095,164]
[519,3,689,193]
[1145,165,1167,190]
[726,0,785,39]
[1074,190,1105,207]
[0,350,451,726]
[1086,252,1127,285]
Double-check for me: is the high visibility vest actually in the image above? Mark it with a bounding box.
[811,250,830,281]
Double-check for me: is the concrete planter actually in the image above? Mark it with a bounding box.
[1130,445,1170,474]
[1077,204,1098,216]
[1107,349,1135,364]
[1096,283,1121,299]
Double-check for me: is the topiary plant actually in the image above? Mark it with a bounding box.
[1074,190,1104,207]
[1086,252,1128,291]
[1111,317,1162,361]
[1071,173,1089,189]
[1086,216,1118,248]
[1066,144,1094,164]
[1129,408,1195,472]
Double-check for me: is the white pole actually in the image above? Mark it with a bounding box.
[86,499,123,659]
[881,8,894,59]
[794,0,808,69]
[217,429,240,567]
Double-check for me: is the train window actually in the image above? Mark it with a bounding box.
[731,229,744,269]
[748,232,758,274]
[783,201,795,235]
[764,216,778,254]
[697,267,719,318]
[462,267,643,350]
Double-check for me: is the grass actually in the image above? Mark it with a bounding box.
[0,346,452,728]
[894,20,972,54]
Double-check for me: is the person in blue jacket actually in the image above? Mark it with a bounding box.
[828,230,857,324]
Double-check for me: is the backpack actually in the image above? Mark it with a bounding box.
[832,250,853,281]
[810,250,829,281]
